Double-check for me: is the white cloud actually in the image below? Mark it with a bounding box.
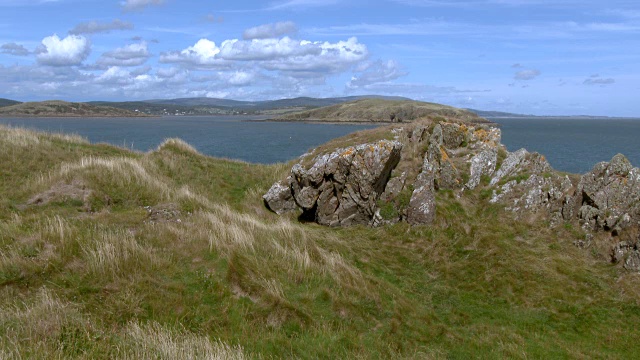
[161,36,368,76]
[243,21,297,40]
[222,71,256,86]
[159,39,229,67]
[514,69,541,80]
[69,19,133,35]
[121,0,163,11]
[218,37,320,61]
[36,34,90,66]
[347,59,408,89]
[1,42,30,56]
[96,42,150,68]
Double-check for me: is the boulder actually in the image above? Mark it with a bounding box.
[407,158,437,225]
[263,178,297,215]
[490,148,528,186]
[380,171,407,202]
[575,154,640,232]
[441,123,466,149]
[466,148,497,190]
[265,140,403,227]
[489,151,573,218]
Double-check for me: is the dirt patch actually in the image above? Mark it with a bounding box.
[27,179,92,210]
[143,203,186,224]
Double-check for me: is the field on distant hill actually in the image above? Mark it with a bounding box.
[0,98,21,108]
[276,99,488,123]
[0,101,149,117]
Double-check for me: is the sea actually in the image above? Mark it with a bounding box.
[0,115,638,174]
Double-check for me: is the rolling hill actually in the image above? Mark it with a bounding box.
[0,98,21,107]
[0,100,149,117]
[275,98,488,123]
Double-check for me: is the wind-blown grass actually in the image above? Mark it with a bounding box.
[1,125,639,358]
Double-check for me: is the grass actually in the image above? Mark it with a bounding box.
[1,124,640,358]
[279,99,487,124]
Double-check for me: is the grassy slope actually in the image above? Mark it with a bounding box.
[278,99,487,124]
[0,98,21,108]
[0,100,147,117]
[1,125,640,358]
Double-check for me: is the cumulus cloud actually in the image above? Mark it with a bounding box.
[243,21,297,40]
[1,42,30,56]
[160,38,228,67]
[514,69,541,80]
[584,76,615,85]
[121,0,163,11]
[96,42,150,68]
[36,34,90,66]
[69,19,133,35]
[347,59,407,89]
[161,36,368,75]
[222,71,256,86]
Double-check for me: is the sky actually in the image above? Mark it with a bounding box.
[1,0,639,116]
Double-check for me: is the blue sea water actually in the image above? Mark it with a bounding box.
[491,117,640,174]
[1,115,638,174]
[0,116,377,165]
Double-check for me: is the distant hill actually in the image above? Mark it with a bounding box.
[89,95,411,116]
[275,99,489,123]
[0,98,21,108]
[466,109,532,118]
[0,100,149,117]
[142,95,409,110]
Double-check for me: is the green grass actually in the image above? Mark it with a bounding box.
[1,125,640,358]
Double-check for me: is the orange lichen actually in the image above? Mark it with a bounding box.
[341,148,355,156]
[474,128,488,140]
[440,146,450,161]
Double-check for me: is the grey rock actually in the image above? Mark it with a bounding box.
[271,140,403,227]
[466,148,497,190]
[380,171,407,202]
[575,154,640,232]
[427,124,444,164]
[407,158,437,225]
[438,157,461,189]
[441,123,465,148]
[624,250,640,271]
[263,179,297,215]
[490,148,528,186]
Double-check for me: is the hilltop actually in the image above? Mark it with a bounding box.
[0,98,21,108]
[1,110,640,358]
[0,100,149,117]
[89,95,409,116]
[273,98,488,123]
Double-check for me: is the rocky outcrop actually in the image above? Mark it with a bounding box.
[571,154,640,233]
[466,149,497,190]
[407,158,436,225]
[489,150,573,220]
[263,120,640,277]
[263,140,402,226]
[263,178,297,215]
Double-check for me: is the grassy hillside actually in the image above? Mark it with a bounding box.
[90,96,411,116]
[277,99,488,123]
[1,124,639,358]
[0,98,21,108]
[0,100,148,117]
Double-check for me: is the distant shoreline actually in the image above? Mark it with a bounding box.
[0,114,156,119]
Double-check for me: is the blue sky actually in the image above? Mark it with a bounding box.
[1,0,639,116]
